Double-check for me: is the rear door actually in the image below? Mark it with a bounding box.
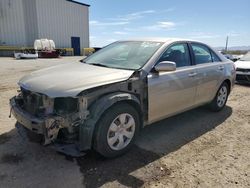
[190,43,225,105]
[147,43,198,123]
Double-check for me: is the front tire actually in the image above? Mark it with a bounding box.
[94,103,140,158]
[209,82,229,112]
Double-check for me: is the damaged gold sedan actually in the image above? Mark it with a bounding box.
[10,39,236,158]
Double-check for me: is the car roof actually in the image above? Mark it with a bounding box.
[118,38,202,44]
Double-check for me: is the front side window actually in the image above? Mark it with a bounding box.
[83,41,163,70]
[211,50,221,62]
[191,43,212,64]
[158,43,191,67]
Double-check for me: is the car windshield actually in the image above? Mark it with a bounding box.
[240,52,250,61]
[83,41,163,70]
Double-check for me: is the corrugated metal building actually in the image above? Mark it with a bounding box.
[0,0,89,55]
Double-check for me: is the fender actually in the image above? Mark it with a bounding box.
[78,92,141,151]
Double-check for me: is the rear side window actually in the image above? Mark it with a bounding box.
[191,43,212,64]
[158,43,191,67]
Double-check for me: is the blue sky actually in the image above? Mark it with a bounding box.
[80,0,250,47]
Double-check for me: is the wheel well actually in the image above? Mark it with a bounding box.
[224,79,231,93]
[113,100,143,129]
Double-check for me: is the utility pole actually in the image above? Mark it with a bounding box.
[225,36,229,52]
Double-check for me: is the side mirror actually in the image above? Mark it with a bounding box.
[154,61,176,72]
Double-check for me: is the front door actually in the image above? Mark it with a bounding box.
[71,37,81,56]
[147,43,198,123]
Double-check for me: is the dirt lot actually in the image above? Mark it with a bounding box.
[0,57,249,188]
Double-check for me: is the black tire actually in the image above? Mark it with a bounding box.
[209,82,229,112]
[94,103,140,158]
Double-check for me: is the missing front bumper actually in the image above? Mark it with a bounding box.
[15,122,85,157]
[10,97,45,134]
[10,96,89,157]
[10,97,65,145]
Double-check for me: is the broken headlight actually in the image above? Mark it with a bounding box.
[54,97,78,115]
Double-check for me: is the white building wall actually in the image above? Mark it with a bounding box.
[0,0,89,49]
[35,0,89,48]
[22,0,39,46]
[0,0,26,46]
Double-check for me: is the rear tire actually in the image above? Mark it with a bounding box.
[94,103,140,158]
[209,82,229,112]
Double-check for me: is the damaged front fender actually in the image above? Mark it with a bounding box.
[79,92,141,151]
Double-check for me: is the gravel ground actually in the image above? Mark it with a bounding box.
[0,57,249,188]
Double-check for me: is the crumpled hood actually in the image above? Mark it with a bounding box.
[234,60,250,69]
[18,63,134,97]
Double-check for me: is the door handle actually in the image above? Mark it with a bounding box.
[218,66,224,70]
[188,72,197,77]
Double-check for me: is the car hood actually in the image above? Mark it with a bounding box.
[235,60,250,69]
[18,63,134,98]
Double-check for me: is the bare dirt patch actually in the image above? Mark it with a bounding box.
[0,174,7,181]
[0,153,24,165]
[0,85,17,92]
[76,146,171,187]
[0,133,11,144]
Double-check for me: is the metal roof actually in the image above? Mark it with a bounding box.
[66,0,90,7]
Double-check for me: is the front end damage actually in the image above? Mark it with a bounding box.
[10,88,89,156]
[10,69,147,156]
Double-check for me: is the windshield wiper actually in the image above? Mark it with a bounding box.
[89,63,109,68]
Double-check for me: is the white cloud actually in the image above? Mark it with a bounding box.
[113,31,128,35]
[143,21,176,31]
[90,20,129,26]
[157,21,176,29]
[227,31,240,37]
[191,35,220,39]
[189,32,220,39]
[124,27,139,32]
[90,36,96,39]
[106,39,117,43]
[89,36,117,47]
[111,8,175,22]
[162,8,175,12]
[109,10,156,22]
[122,21,177,33]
